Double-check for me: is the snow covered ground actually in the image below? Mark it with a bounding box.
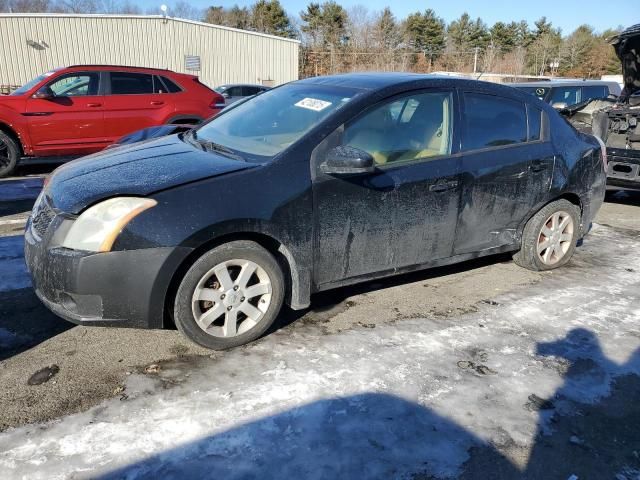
[0,224,638,479]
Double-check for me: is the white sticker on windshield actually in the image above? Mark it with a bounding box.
[295,98,332,112]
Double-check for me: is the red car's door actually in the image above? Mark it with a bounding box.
[102,72,174,143]
[25,71,106,156]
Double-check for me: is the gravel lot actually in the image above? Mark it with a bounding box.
[1,168,639,479]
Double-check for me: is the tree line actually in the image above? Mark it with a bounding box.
[0,0,622,79]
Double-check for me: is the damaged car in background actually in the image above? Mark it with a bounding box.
[25,74,606,350]
[561,23,640,190]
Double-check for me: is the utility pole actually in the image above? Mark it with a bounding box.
[473,47,479,73]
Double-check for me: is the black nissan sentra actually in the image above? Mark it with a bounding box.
[25,74,606,349]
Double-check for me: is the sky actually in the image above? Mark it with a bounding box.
[143,0,633,35]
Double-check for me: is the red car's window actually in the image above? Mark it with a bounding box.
[110,72,154,95]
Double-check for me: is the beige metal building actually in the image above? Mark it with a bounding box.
[0,14,300,91]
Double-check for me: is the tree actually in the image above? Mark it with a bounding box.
[448,12,489,51]
[373,7,400,51]
[250,0,295,38]
[170,1,201,20]
[300,1,348,48]
[2,0,50,12]
[204,5,251,29]
[403,9,445,56]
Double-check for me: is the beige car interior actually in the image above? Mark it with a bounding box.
[345,93,452,165]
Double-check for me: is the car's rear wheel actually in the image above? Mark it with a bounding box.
[173,240,285,350]
[513,199,581,271]
[0,131,19,178]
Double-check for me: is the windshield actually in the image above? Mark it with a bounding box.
[10,71,56,96]
[193,83,362,162]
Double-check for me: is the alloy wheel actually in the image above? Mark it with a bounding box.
[536,210,574,266]
[191,259,273,337]
[0,138,10,169]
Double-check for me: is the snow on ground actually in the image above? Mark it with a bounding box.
[0,235,30,293]
[0,225,639,479]
[0,178,43,202]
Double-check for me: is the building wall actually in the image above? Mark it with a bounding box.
[0,14,299,90]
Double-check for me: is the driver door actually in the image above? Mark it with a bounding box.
[312,89,462,287]
[25,71,106,156]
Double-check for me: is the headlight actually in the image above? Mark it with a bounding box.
[61,197,157,252]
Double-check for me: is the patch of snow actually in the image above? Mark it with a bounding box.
[0,226,638,479]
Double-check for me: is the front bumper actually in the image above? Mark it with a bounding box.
[24,214,191,329]
[606,148,640,190]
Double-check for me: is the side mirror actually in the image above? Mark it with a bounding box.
[32,87,54,99]
[222,92,230,99]
[551,102,568,110]
[320,146,375,175]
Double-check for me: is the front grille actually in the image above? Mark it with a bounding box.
[31,197,56,239]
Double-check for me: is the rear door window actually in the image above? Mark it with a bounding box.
[110,72,154,95]
[462,93,527,150]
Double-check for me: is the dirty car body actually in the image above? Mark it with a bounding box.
[562,24,640,190]
[24,73,606,348]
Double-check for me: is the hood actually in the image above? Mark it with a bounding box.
[611,24,640,100]
[46,134,257,214]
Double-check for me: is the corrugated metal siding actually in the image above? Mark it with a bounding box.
[0,14,299,88]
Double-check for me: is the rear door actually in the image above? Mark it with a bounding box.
[313,89,462,286]
[25,71,106,156]
[102,71,173,142]
[454,92,553,254]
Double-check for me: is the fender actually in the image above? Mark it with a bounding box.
[0,104,32,154]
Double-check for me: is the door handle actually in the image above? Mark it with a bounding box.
[429,180,459,192]
[86,103,102,107]
[150,101,165,106]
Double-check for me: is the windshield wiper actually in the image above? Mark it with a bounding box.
[188,130,244,161]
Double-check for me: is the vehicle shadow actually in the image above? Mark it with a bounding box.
[96,328,640,479]
[0,235,71,361]
[0,288,72,361]
[270,252,515,335]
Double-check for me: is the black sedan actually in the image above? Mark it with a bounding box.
[25,73,607,350]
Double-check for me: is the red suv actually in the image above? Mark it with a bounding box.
[0,65,224,177]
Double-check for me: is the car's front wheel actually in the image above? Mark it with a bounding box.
[513,199,581,271]
[0,131,19,178]
[173,240,285,350]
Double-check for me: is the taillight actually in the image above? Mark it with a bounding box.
[210,94,225,110]
[593,135,607,168]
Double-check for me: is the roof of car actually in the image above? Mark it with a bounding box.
[65,65,180,74]
[512,80,618,88]
[295,73,538,100]
[297,72,445,89]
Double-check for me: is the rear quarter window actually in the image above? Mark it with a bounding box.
[159,76,182,93]
[462,92,527,150]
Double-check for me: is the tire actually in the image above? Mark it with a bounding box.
[0,131,19,178]
[173,240,285,350]
[513,199,581,271]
